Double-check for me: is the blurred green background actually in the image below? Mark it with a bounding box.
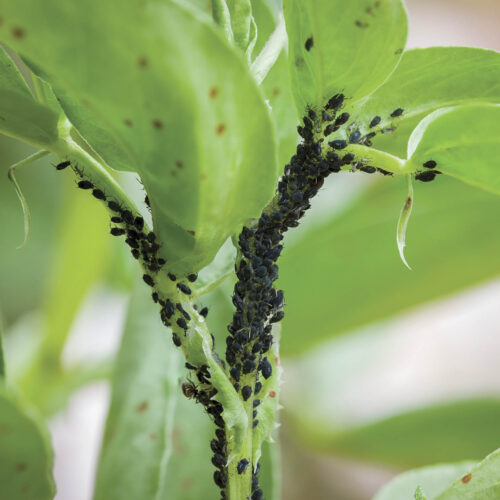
[1,0,500,499]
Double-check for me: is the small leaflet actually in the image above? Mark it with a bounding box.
[397,174,414,270]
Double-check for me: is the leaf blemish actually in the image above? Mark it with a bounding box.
[15,463,27,472]
[462,473,472,484]
[136,401,149,413]
[176,160,183,169]
[187,230,195,236]
[395,48,403,55]
[269,391,276,398]
[305,37,314,51]
[152,119,163,129]
[272,87,280,97]
[355,20,369,29]
[123,119,133,127]
[11,26,25,38]
[216,123,226,135]
[137,56,148,68]
[209,86,219,99]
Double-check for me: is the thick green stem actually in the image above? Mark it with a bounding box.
[345,144,409,174]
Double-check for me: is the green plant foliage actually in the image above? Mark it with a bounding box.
[283,0,407,114]
[279,176,500,357]
[290,398,500,467]
[374,462,476,500]
[0,0,278,275]
[0,47,60,148]
[94,280,182,500]
[259,439,281,500]
[406,104,500,194]
[435,448,500,499]
[354,47,500,158]
[0,387,55,500]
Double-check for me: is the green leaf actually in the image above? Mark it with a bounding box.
[0,387,55,500]
[289,397,500,467]
[374,463,476,500]
[436,448,500,500]
[353,47,500,158]
[279,175,500,357]
[405,104,500,194]
[0,0,278,275]
[0,48,60,148]
[94,279,182,500]
[283,0,407,114]
[259,439,281,500]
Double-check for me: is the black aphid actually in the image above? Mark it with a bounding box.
[177,283,192,295]
[110,216,122,223]
[415,171,437,182]
[122,210,134,225]
[176,317,188,330]
[134,217,144,230]
[92,189,106,200]
[56,161,71,170]
[200,306,209,318]
[243,359,256,374]
[423,160,437,169]
[172,333,182,347]
[329,139,347,150]
[349,130,362,143]
[110,227,125,236]
[334,112,350,126]
[369,116,381,128]
[237,459,250,474]
[260,358,272,379]
[143,274,154,287]
[77,180,93,190]
[108,201,121,212]
[187,273,198,282]
[305,37,314,51]
[326,93,344,110]
[168,273,177,282]
[241,385,252,401]
[390,108,404,117]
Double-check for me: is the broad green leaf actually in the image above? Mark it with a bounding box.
[0,387,55,500]
[0,0,278,275]
[94,279,182,500]
[406,104,500,194]
[18,179,111,414]
[283,0,407,114]
[436,449,500,500]
[353,47,500,158]
[0,48,60,148]
[374,463,476,500]
[279,175,500,357]
[289,398,500,467]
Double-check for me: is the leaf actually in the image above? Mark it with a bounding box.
[436,448,500,500]
[0,48,60,148]
[405,104,500,195]
[289,397,500,468]
[0,0,279,275]
[352,47,500,158]
[94,279,182,500]
[278,175,500,357]
[374,463,476,500]
[0,387,55,500]
[259,439,281,500]
[283,0,407,114]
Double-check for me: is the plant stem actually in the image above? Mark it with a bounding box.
[345,144,408,174]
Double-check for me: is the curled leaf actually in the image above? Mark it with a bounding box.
[397,174,414,270]
[7,151,49,248]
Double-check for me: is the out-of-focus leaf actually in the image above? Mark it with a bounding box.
[0,47,60,148]
[406,104,500,195]
[436,448,500,500]
[259,436,281,500]
[283,0,407,114]
[290,398,500,467]
[279,175,500,357]
[0,387,55,500]
[353,47,500,158]
[0,0,278,275]
[94,280,182,500]
[374,462,476,500]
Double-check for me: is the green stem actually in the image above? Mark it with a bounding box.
[212,0,234,43]
[345,144,409,174]
[226,431,253,499]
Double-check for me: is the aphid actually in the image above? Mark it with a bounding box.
[122,210,134,225]
[305,37,314,51]
[177,283,192,295]
[243,359,256,374]
[131,249,140,259]
[147,232,156,243]
[77,180,93,190]
[323,123,337,137]
[172,333,182,347]
[182,380,198,398]
[152,292,159,303]
[359,165,377,174]
[381,127,395,134]
[253,399,261,408]
[254,382,262,395]
[342,153,355,165]
[230,365,241,382]
[270,311,284,323]
[253,409,258,418]
[253,420,259,428]
[307,108,316,121]
[214,470,226,489]
[125,237,139,249]
[144,195,150,207]
[237,459,249,474]
[334,112,350,126]
[110,216,122,223]
[369,116,381,128]
[210,439,221,454]
[214,415,225,428]
[108,201,121,212]
[212,453,226,469]
[92,189,106,200]
[329,139,347,150]
[241,385,252,401]
[185,362,197,370]
[176,317,188,330]
[163,299,175,318]
[322,111,333,122]
[143,274,154,287]
[110,227,126,236]
[415,171,437,182]
[423,160,437,169]
[326,93,344,111]
[260,358,272,379]
[349,130,362,143]
[158,258,166,266]
[187,273,198,282]
[390,107,404,117]
[55,161,71,170]
[134,216,144,230]
[200,306,209,318]
[168,273,177,282]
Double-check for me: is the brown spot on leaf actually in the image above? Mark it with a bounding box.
[170,170,177,177]
[272,88,280,97]
[149,433,157,440]
[176,161,184,169]
[462,473,472,484]
[12,26,25,38]
[355,20,370,29]
[200,173,207,181]
[275,356,280,365]
[269,391,277,398]
[209,86,219,99]
[187,230,195,236]
[137,56,148,68]
[15,463,27,472]
[394,48,403,55]
[136,401,149,413]
[295,56,306,69]
[216,123,226,135]
[152,119,163,129]
[123,119,133,127]
[405,196,412,208]
[181,478,194,491]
